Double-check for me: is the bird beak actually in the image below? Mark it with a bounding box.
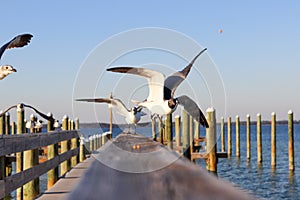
[11,68,17,72]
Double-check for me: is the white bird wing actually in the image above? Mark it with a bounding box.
[76,98,130,117]
[107,67,165,102]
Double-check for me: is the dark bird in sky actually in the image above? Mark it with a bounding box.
[76,97,146,133]
[0,103,55,123]
[0,34,33,80]
[107,48,209,128]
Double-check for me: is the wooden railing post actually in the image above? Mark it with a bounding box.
[17,104,24,200]
[23,116,39,200]
[47,112,58,189]
[71,119,78,167]
[189,116,194,157]
[206,108,217,172]
[5,112,10,135]
[60,115,70,176]
[0,111,5,195]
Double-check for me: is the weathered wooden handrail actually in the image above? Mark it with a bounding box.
[0,130,80,199]
[0,130,78,156]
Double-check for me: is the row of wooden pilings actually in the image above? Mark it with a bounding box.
[151,108,296,173]
[220,111,295,171]
[151,108,218,173]
[0,106,110,200]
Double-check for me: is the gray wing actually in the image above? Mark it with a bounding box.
[76,98,130,117]
[177,95,209,128]
[22,103,54,122]
[164,48,207,100]
[0,34,33,60]
[0,104,18,118]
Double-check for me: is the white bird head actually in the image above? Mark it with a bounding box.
[0,65,17,80]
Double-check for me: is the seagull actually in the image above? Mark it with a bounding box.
[0,103,55,123]
[107,48,209,128]
[0,33,33,80]
[76,98,146,133]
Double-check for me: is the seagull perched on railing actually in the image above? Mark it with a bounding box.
[0,34,33,80]
[76,98,146,133]
[107,48,209,128]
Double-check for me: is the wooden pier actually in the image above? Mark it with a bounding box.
[39,133,254,200]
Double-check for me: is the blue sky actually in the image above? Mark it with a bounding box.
[0,1,299,123]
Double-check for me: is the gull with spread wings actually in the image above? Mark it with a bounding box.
[107,48,209,128]
[76,98,146,133]
[0,34,33,80]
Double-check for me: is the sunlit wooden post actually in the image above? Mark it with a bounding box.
[206,108,217,172]
[166,114,173,150]
[189,116,194,157]
[158,119,163,144]
[288,110,294,171]
[227,117,232,157]
[236,115,240,157]
[23,116,39,200]
[17,104,25,200]
[71,119,78,167]
[60,115,70,176]
[246,114,251,160]
[109,92,113,133]
[152,119,156,141]
[11,122,16,135]
[221,117,225,152]
[175,115,181,147]
[5,112,10,135]
[182,110,190,159]
[194,120,200,146]
[257,113,262,165]
[0,111,5,134]
[47,112,58,189]
[271,112,276,168]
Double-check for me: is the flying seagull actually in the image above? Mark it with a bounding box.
[107,48,209,128]
[0,103,55,123]
[76,98,146,133]
[0,34,33,80]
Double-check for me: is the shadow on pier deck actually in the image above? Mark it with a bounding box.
[38,133,255,200]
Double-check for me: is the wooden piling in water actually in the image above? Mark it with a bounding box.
[60,115,70,176]
[158,119,163,144]
[189,116,194,156]
[246,114,251,160]
[257,113,262,164]
[271,112,276,168]
[227,117,232,157]
[166,114,173,150]
[175,115,181,147]
[47,113,58,189]
[17,104,24,200]
[236,115,240,158]
[221,117,225,152]
[182,110,190,159]
[288,110,294,171]
[206,108,217,172]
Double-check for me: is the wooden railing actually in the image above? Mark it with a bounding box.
[0,130,82,199]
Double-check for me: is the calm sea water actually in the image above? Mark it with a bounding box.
[79,123,300,199]
[9,123,300,199]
